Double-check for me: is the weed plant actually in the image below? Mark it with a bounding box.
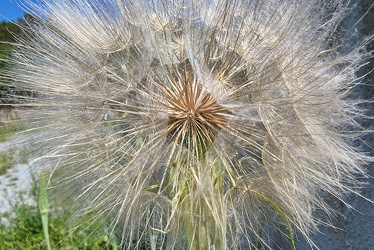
[1,0,373,249]
[0,182,118,250]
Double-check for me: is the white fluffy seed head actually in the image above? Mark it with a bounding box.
[2,0,372,249]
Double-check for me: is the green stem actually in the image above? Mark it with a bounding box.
[39,173,52,250]
[167,144,224,250]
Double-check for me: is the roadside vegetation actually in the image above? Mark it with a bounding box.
[0,19,119,250]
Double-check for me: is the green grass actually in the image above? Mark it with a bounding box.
[0,126,15,143]
[0,184,119,250]
[0,121,26,142]
[0,124,19,176]
[0,123,119,249]
[0,151,14,176]
[0,124,29,176]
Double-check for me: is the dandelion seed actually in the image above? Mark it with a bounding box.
[2,0,372,249]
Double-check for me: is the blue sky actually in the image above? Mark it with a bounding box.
[0,0,27,22]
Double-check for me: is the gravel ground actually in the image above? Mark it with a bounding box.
[0,136,34,217]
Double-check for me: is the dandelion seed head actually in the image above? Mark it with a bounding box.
[3,0,372,249]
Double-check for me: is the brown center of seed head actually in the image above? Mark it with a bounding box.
[166,65,227,147]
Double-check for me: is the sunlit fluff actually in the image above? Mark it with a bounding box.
[2,0,372,249]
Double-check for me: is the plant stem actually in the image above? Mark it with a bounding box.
[39,173,52,250]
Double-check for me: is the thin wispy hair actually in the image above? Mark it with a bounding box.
[1,0,373,249]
